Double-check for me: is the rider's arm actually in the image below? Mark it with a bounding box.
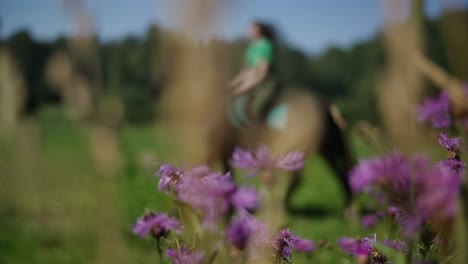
[229,68,249,88]
[233,60,269,94]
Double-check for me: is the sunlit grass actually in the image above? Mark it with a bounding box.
[1,107,375,263]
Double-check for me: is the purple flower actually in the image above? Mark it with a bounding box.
[177,170,236,228]
[230,187,259,211]
[349,152,412,204]
[350,153,461,237]
[295,239,315,252]
[156,163,259,229]
[387,206,401,217]
[417,91,451,128]
[226,214,271,260]
[132,212,181,238]
[361,214,381,229]
[337,237,373,257]
[414,166,460,233]
[438,132,461,151]
[273,229,300,261]
[338,234,406,259]
[226,215,255,250]
[383,239,407,251]
[166,247,204,264]
[231,145,304,172]
[437,159,465,177]
[276,151,305,171]
[156,164,185,193]
[436,132,465,177]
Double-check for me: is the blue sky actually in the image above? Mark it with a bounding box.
[1,0,467,54]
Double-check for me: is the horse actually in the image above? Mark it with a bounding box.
[206,86,353,209]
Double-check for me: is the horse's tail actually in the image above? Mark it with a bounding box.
[320,104,354,202]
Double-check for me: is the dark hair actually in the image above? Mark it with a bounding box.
[252,21,277,45]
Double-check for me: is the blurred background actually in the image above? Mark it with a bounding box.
[1,0,468,263]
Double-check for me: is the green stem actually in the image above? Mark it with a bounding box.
[156,238,164,264]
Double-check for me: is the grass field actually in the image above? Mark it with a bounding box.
[0,108,377,264]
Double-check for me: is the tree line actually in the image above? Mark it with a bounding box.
[1,10,465,125]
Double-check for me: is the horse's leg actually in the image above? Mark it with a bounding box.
[320,112,353,204]
[284,170,302,210]
[221,146,233,174]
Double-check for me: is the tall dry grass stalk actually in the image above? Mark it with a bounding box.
[56,1,129,263]
[0,47,26,133]
[159,0,233,164]
[52,0,103,120]
[377,0,427,153]
[440,5,468,80]
[414,53,468,116]
[45,51,94,120]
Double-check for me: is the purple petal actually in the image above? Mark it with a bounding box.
[276,151,305,171]
[295,239,315,252]
[230,187,259,211]
[417,91,451,128]
[437,131,461,151]
[231,147,259,169]
[132,212,181,238]
[361,214,380,229]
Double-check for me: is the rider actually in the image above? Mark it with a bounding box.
[229,21,281,127]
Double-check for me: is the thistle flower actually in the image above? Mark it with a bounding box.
[166,247,204,264]
[437,159,464,177]
[437,132,461,151]
[226,215,256,250]
[338,235,403,263]
[230,187,259,211]
[414,165,460,234]
[338,237,372,257]
[156,164,185,193]
[436,132,464,177]
[174,165,260,229]
[417,91,451,128]
[350,153,461,236]
[349,152,412,204]
[271,229,315,262]
[177,170,236,228]
[231,145,304,172]
[226,214,271,260]
[272,229,300,261]
[132,212,181,239]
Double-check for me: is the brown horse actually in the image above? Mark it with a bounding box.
[206,87,353,208]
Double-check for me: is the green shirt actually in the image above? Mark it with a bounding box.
[245,38,274,68]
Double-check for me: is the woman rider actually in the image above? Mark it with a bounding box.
[229,21,281,127]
